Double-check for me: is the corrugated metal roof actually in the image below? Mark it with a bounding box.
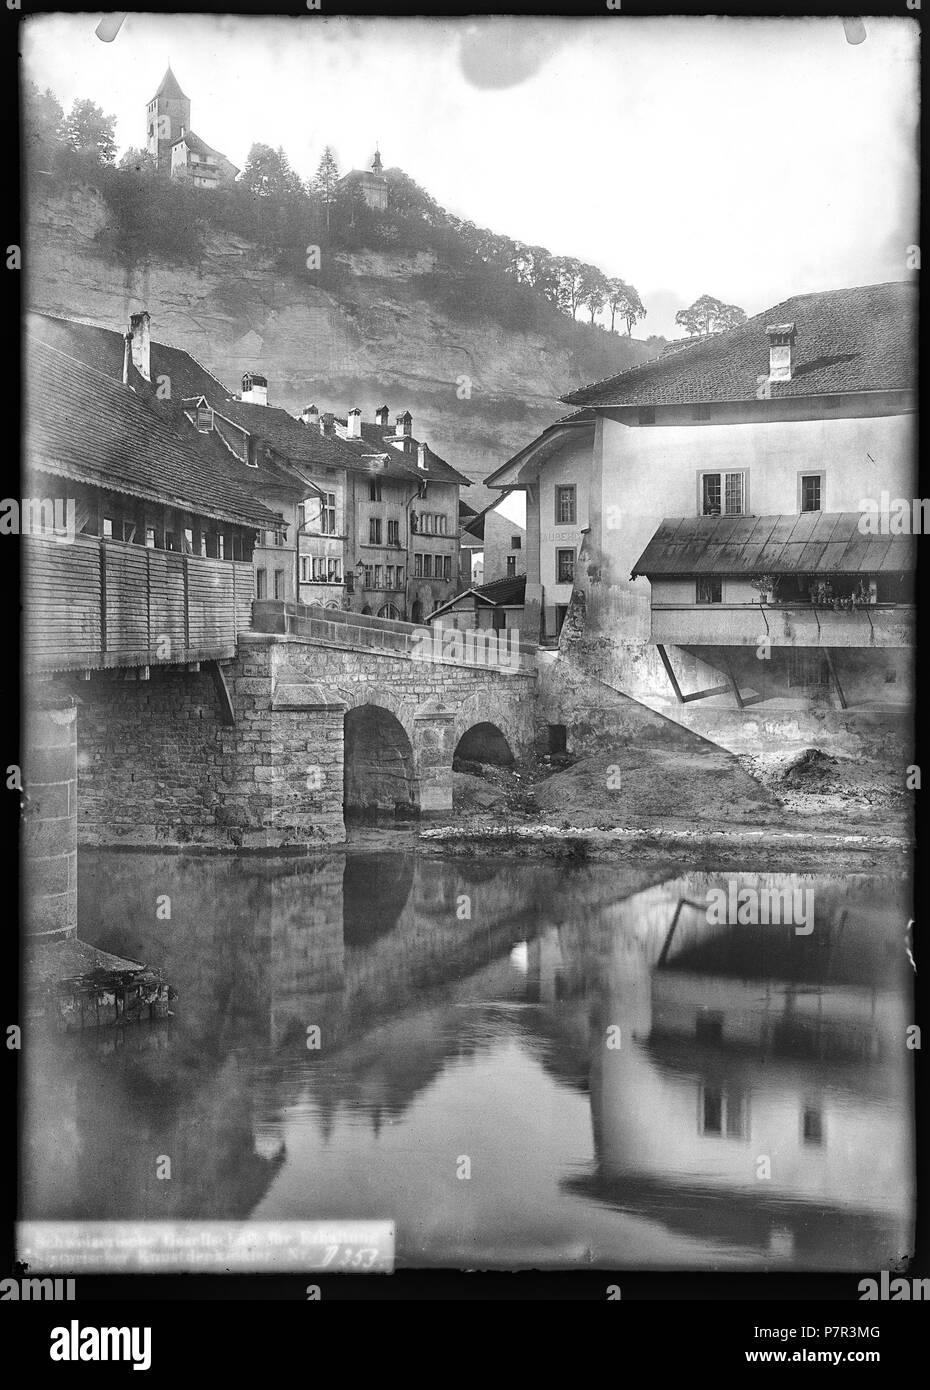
[631,513,915,578]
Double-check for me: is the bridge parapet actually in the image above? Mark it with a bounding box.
[251,599,537,674]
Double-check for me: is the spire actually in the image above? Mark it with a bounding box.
[371,144,383,174]
[151,65,188,103]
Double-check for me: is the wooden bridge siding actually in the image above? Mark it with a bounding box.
[24,535,254,672]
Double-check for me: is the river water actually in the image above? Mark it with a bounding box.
[22,843,914,1271]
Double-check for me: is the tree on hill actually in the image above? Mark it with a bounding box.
[606,278,646,335]
[675,293,746,337]
[118,147,157,178]
[23,81,64,158]
[63,98,117,164]
[581,266,608,324]
[242,143,303,198]
[556,257,586,319]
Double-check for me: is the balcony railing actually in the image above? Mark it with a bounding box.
[651,602,915,648]
[24,534,255,673]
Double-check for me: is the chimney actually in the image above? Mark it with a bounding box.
[764,322,796,384]
[241,372,268,406]
[321,412,336,436]
[301,405,320,429]
[347,407,362,440]
[417,441,429,471]
[395,410,413,438]
[375,404,389,429]
[129,310,151,383]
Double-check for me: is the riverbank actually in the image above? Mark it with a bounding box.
[438,743,913,868]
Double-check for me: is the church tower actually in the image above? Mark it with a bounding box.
[146,66,191,174]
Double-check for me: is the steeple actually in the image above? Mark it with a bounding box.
[371,145,383,174]
[150,65,188,104]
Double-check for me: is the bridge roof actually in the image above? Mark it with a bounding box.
[26,336,282,529]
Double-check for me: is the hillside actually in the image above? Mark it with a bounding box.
[25,178,659,505]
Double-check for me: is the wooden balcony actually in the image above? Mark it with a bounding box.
[24,534,255,673]
[651,603,915,649]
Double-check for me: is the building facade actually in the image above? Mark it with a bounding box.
[146,66,238,186]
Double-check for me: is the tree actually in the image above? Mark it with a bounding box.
[241,143,299,198]
[310,146,340,230]
[118,146,157,178]
[555,256,585,319]
[675,293,746,337]
[601,277,649,335]
[23,81,64,159]
[580,265,609,324]
[526,246,560,304]
[63,98,117,164]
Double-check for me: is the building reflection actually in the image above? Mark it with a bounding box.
[22,856,914,1269]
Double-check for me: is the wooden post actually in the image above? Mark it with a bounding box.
[656,644,685,704]
[822,647,848,710]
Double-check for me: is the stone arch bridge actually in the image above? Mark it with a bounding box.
[33,602,537,853]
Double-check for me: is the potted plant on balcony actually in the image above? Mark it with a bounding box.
[751,573,780,605]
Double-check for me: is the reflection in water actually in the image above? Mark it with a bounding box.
[22,853,914,1270]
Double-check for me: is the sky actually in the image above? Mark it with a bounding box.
[23,13,919,343]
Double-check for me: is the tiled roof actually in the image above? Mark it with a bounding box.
[151,66,188,102]
[27,313,229,406]
[172,129,233,167]
[472,574,526,605]
[26,336,281,529]
[356,421,472,486]
[564,282,917,408]
[631,513,916,578]
[484,408,596,488]
[216,401,367,474]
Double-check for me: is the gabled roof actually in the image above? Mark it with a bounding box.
[484,408,596,489]
[26,336,281,530]
[355,421,471,487]
[429,575,526,620]
[631,513,916,579]
[563,282,917,409]
[150,66,188,103]
[216,400,366,475]
[172,129,235,169]
[26,312,229,405]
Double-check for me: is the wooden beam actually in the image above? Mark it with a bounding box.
[208,659,236,727]
[656,644,685,704]
[724,659,745,710]
[822,647,848,710]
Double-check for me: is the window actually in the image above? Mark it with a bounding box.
[435,554,443,577]
[802,1106,824,1146]
[701,471,746,516]
[145,527,156,549]
[388,518,400,546]
[800,473,823,512]
[423,555,432,578]
[369,518,382,545]
[556,548,575,584]
[396,566,404,588]
[184,528,194,554]
[327,558,342,584]
[297,502,306,531]
[200,531,208,557]
[369,480,382,502]
[274,569,285,599]
[511,535,522,550]
[256,569,267,599]
[102,517,114,538]
[443,556,452,581]
[300,556,310,583]
[374,564,383,589]
[218,534,225,560]
[438,515,448,536]
[696,578,722,604]
[507,555,517,577]
[274,527,285,547]
[415,554,423,578]
[321,493,336,534]
[363,564,373,589]
[700,1086,748,1139]
[386,566,394,590]
[555,485,577,526]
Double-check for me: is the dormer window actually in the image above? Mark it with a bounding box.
[195,405,214,432]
